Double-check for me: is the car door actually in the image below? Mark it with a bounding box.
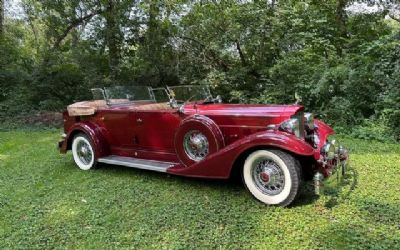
[99,109,136,148]
[134,109,182,154]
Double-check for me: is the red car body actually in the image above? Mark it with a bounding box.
[59,102,341,178]
[58,85,348,206]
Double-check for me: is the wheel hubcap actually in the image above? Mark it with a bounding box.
[77,140,93,165]
[252,159,285,195]
[260,172,270,183]
[183,130,209,161]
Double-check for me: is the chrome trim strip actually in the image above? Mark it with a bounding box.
[97,155,175,173]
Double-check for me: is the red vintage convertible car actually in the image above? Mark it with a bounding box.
[58,85,348,207]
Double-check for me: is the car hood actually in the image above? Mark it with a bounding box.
[183,103,304,118]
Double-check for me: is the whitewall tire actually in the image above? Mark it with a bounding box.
[242,149,301,207]
[72,134,97,170]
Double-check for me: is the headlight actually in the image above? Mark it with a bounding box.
[321,142,336,160]
[280,118,302,138]
[330,139,340,154]
[304,112,314,130]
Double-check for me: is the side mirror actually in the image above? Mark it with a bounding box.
[215,95,222,103]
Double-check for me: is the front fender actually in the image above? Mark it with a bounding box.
[167,130,315,178]
[60,121,110,158]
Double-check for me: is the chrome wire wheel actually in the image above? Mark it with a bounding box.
[183,130,209,162]
[72,134,95,170]
[242,150,301,206]
[76,140,93,165]
[252,159,285,195]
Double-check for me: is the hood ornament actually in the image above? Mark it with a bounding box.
[294,91,302,104]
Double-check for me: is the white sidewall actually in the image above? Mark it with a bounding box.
[243,150,292,205]
[72,136,95,170]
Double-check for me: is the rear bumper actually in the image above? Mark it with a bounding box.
[58,133,68,153]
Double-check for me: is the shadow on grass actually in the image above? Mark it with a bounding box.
[61,152,360,209]
[292,183,319,207]
[310,166,399,248]
[291,165,359,208]
[96,162,244,190]
[356,199,400,228]
[314,220,400,249]
[96,162,339,208]
[323,166,359,208]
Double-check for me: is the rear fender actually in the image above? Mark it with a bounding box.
[62,121,110,158]
[167,130,315,178]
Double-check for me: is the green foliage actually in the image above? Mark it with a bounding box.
[1,0,400,140]
[350,119,395,142]
[33,61,90,108]
[0,131,400,249]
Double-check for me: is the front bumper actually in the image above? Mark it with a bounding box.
[314,141,349,195]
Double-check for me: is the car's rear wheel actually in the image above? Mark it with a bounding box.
[72,133,97,170]
[242,149,301,207]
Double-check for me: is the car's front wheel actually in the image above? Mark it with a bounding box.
[242,149,301,207]
[72,133,97,170]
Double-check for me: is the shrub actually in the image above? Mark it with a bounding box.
[350,119,395,142]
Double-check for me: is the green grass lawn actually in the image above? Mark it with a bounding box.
[0,130,399,249]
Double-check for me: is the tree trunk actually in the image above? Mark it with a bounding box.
[70,1,79,50]
[53,9,104,50]
[335,0,348,57]
[104,0,121,81]
[148,0,159,37]
[0,0,4,37]
[147,0,162,83]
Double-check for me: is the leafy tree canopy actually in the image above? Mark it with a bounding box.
[0,0,399,140]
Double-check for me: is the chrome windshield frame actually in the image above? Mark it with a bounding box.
[165,85,214,108]
[91,86,157,105]
[90,85,214,108]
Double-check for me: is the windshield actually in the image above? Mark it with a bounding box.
[167,85,213,105]
[91,86,156,105]
[90,85,214,107]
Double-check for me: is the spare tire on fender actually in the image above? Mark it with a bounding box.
[175,115,225,167]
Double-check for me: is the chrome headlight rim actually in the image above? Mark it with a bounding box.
[280,118,301,138]
[330,139,340,154]
[321,142,336,160]
[304,112,314,130]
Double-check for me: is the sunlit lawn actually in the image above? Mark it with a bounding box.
[0,130,399,249]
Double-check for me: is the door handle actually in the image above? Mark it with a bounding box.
[136,118,143,123]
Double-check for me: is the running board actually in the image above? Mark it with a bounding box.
[97,155,175,173]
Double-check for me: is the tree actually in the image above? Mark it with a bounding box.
[0,0,4,36]
[1,0,400,140]
[335,0,348,56]
[103,0,122,81]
